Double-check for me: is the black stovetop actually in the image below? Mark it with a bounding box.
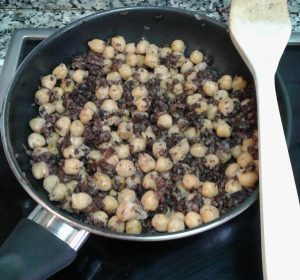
[0,30,300,280]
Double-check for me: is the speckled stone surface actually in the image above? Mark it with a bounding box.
[0,0,299,63]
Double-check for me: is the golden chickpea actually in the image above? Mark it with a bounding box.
[159,47,172,58]
[118,64,132,80]
[28,133,46,149]
[94,172,112,191]
[242,138,255,152]
[103,46,115,59]
[218,98,234,116]
[54,100,65,114]
[136,40,150,54]
[173,83,184,95]
[135,97,150,112]
[152,214,169,232]
[103,195,119,213]
[216,121,232,138]
[118,188,136,204]
[184,127,197,139]
[72,69,88,83]
[225,163,240,178]
[182,174,201,190]
[195,100,208,115]
[155,156,173,173]
[237,152,253,168]
[132,85,148,99]
[203,80,218,97]
[184,80,197,95]
[171,39,185,53]
[202,181,219,198]
[116,202,139,222]
[205,154,220,169]
[152,141,167,159]
[116,144,130,159]
[50,183,67,201]
[107,216,125,233]
[35,88,50,105]
[169,145,186,162]
[207,104,218,120]
[52,63,68,79]
[43,175,60,193]
[39,103,55,117]
[144,54,159,69]
[63,145,84,159]
[41,74,56,90]
[135,68,149,83]
[111,35,126,52]
[125,42,136,54]
[138,153,156,173]
[218,75,232,90]
[63,158,81,175]
[116,160,136,177]
[117,122,133,140]
[167,218,185,232]
[214,89,229,101]
[126,53,138,67]
[232,76,247,91]
[70,120,84,137]
[91,211,109,226]
[180,60,194,74]
[88,39,105,53]
[190,143,207,158]
[142,171,158,190]
[126,219,142,234]
[225,179,243,193]
[238,172,258,188]
[101,99,118,113]
[200,205,220,223]
[231,145,242,159]
[95,85,109,100]
[32,161,49,179]
[106,71,121,83]
[157,114,173,129]
[55,116,71,137]
[141,191,159,211]
[130,137,146,153]
[72,192,92,210]
[190,50,204,64]
[185,211,202,228]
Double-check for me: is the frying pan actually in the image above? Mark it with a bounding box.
[0,7,292,279]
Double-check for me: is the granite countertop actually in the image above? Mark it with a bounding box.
[0,0,300,67]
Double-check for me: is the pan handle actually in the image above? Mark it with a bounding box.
[0,205,90,279]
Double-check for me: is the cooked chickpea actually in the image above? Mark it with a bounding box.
[103,46,115,59]
[154,65,169,77]
[138,153,156,173]
[106,71,121,84]
[186,93,202,106]
[202,181,219,198]
[144,54,159,69]
[184,127,197,139]
[169,143,188,162]
[180,60,193,74]
[237,152,253,168]
[70,120,84,137]
[216,121,232,138]
[151,214,169,232]
[231,145,242,159]
[103,195,119,213]
[50,183,67,201]
[182,174,200,190]
[29,118,46,133]
[159,47,172,58]
[46,132,59,144]
[190,50,204,64]
[32,161,49,179]
[39,103,55,117]
[70,136,84,147]
[136,40,150,54]
[130,137,146,153]
[52,63,68,79]
[238,172,258,188]
[146,44,159,56]
[126,219,142,234]
[118,64,132,80]
[88,150,101,162]
[54,100,65,114]
[108,216,125,233]
[173,83,184,95]
[60,78,75,93]
[118,188,136,204]
[63,158,81,175]
[32,147,48,157]
[116,202,139,221]
[142,171,158,190]
[28,133,46,149]
[214,89,229,102]
[185,211,202,228]
[203,80,218,97]
[116,144,130,159]
[43,175,60,193]
[190,143,207,158]
[63,145,84,159]
[155,156,173,172]
[167,218,185,232]
[72,192,92,210]
[225,163,240,177]
[205,154,220,169]
[141,191,159,211]
[116,160,136,177]
[96,85,109,100]
[94,172,112,191]
[53,87,64,99]
[108,84,123,101]
[200,205,220,223]
[218,75,232,90]
[184,80,197,95]
[152,141,167,159]
[71,69,88,83]
[125,42,136,54]
[232,76,247,91]
[225,179,243,193]
[126,54,138,67]
[141,126,156,141]
[88,39,105,53]
[111,35,126,52]
[136,68,150,83]
[117,122,133,140]
[134,97,149,112]
[171,39,185,53]
[91,211,108,226]
[101,99,118,113]
[55,116,71,136]
[195,100,208,115]
[194,61,207,72]
[132,85,148,99]
[218,98,234,116]
[35,88,50,105]
[41,74,56,90]
[157,114,172,129]
[207,104,218,120]
[66,180,78,192]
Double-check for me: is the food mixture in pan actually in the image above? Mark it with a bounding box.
[28,36,259,234]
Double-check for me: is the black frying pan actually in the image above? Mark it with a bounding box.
[0,7,292,279]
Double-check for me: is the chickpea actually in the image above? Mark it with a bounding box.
[186,71,197,81]
[118,64,132,80]
[132,85,148,99]
[202,181,219,198]
[52,63,68,79]
[157,114,172,129]
[195,100,208,115]
[39,103,55,117]
[237,152,253,168]
[72,69,88,84]
[136,39,150,54]
[218,98,234,116]
[186,93,202,106]
[54,100,65,114]
[69,120,84,137]
[105,153,119,167]
[135,97,150,112]
[125,42,136,54]
[126,54,138,67]
[94,172,112,191]
[91,211,109,226]
[142,171,158,190]
[218,75,232,90]
[135,68,149,83]
[169,145,186,162]
[242,138,255,152]
[102,58,112,74]
[116,160,136,177]
[155,156,173,173]
[180,60,194,74]
[116,202,139,222]
[167,218,185,232]
[101,99,118,113]
[103,195,119,213]
[141,190,159,211]
[116,144,130,159]
[28,133,45,149]
[194,62,207,72]
[216,121,232,138]
[117,122,133,140]
[214,89,229,101]
[35,88,50,105]
[107,216,125,233]
[146,44,159,56]
[200,205,220,223]
[159,47,172,58]
[41,74,56,90]
[144,54,159,69]
[50,183,67,201]
[201,119,213,133]
[184,80,197,95]
[108,84,123,101]
[154,65,169,77]
[53,87,64,99]
[63,158,81,175]
[72,192,92,210]
[225,163,240,178]
[205,154,220,169]
[106,71,121,83]
[111,35,126,52]
[231,145,242,159]
[238,172,258,188]
[190,143,207,158]
[225,179,243,193]
[207,104,218,120]
[138,153,156,173]
[55,116,71,136]
[151,214,169,232]
[88,39,105,53]
[63,145,84,159]
[46,132,59,145]
[103,46,115,59]
[184,127,197,139]
[88,150,102,162]
[29,118,46,133]
[126,219,142,234]
[66,180,78,192]
[70,136,84,147]
[32,161,49,179]
[185,211,202,228]
[171,39,185,53]
[43,175,60,193]
[141,126,156,141]
[118,188,136,204]
[182,174,200,190]
[31,147,48,157]
[173,83,184,95]
[130,137,146,153]
[232,76,247,91]
[60,78,75,93]
[203,80,218,97]
[152,142,166,159]
[96,85,109,100]
[168,125,179,136]
[190,50,204,64]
